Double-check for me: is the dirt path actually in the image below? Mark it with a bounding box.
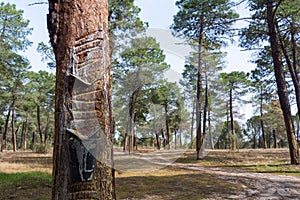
[173,163,300,199]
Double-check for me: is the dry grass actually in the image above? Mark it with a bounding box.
[0,151,52,173]
[0,149,299,199]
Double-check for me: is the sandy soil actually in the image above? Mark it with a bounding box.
[174,163,300,199]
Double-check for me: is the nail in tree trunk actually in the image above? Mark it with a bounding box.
[266,0,299,164]
[47,0,115,199]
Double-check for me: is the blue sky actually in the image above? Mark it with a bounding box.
[4,0,255,73]
[3,0,255,119]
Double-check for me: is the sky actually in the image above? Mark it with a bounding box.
[4,0,255,119]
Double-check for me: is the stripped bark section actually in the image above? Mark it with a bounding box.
[48,0,115,199]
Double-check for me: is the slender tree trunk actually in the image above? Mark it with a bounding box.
[260,88,267,149]
[155,133,160,150]
[297,114,300,144]
[164,102,170,150]
[196,20,204,159]
[1,106,11,152]
[123,130,128,152]
[253,133,257,149]
[129,90,138,153]
[161,128,165,149]
[44,110,51,144]
[37,105,44,144]
[174,130,177,150]
[48,0,115,199]
[11,97,17,152]
[179,128,182,148]
[200,66,209,154]
[20,118,27,150]
[208,109,214,150]
[267,131,271,148]
[190,95,195,149]
[30,131,36,150]
[273,129,278,149]
[225,102,230,150]
[229,87,236,150]
[267,0,299,164]
[276,23,300,122]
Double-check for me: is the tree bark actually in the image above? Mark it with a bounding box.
[44,110,51,144]
[30,131,36,150]
[37,105,44,144]
[11,96,17,152]
[164,102,170,150]
[260,88,267,149]
[201,66,209,153]
[276,22,300,123]
[273,129,278,148]
[20,118,27,150]
[129,90,138,153]
[196,19,204,159]
[48,0,115,199]
[266,0,299,164]
[161,128,165,149]
[190,95,195,149]
[155,133,160,150]
[1,106,11,152]
[208,108,214,150]
[229,86,236,150]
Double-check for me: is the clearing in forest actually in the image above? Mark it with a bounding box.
[0,149,299,199]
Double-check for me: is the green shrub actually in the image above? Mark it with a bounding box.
[33,143,52,153]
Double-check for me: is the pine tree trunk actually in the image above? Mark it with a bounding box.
[266,0,299,164]
[196,22,204,159]
[37,105,44,144]
[164,102,170,150]
[30,131,36,150]
[44,110,51,144]
[208,109,214,150]
[155,133,160,150]
[276,22,300,123]
[11,97,17,152]
[201,67,209,153]
[229,87,236,151]
[20,118,27,150]
[161,128,166,149]
[1,106,11,152]
[273,129,278,149]
[260,88,267,149]
[190,95,195,149]
[48,0,115,199]
[129,90,138,153]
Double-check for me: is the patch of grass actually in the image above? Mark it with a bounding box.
[237,164,300,175]
[0,172,51,200]
[175,149,300,176]
[115,167,242,200]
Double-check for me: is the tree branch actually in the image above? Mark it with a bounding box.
[28,2,48,6]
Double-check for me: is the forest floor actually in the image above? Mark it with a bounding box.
[0,148,299,199]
